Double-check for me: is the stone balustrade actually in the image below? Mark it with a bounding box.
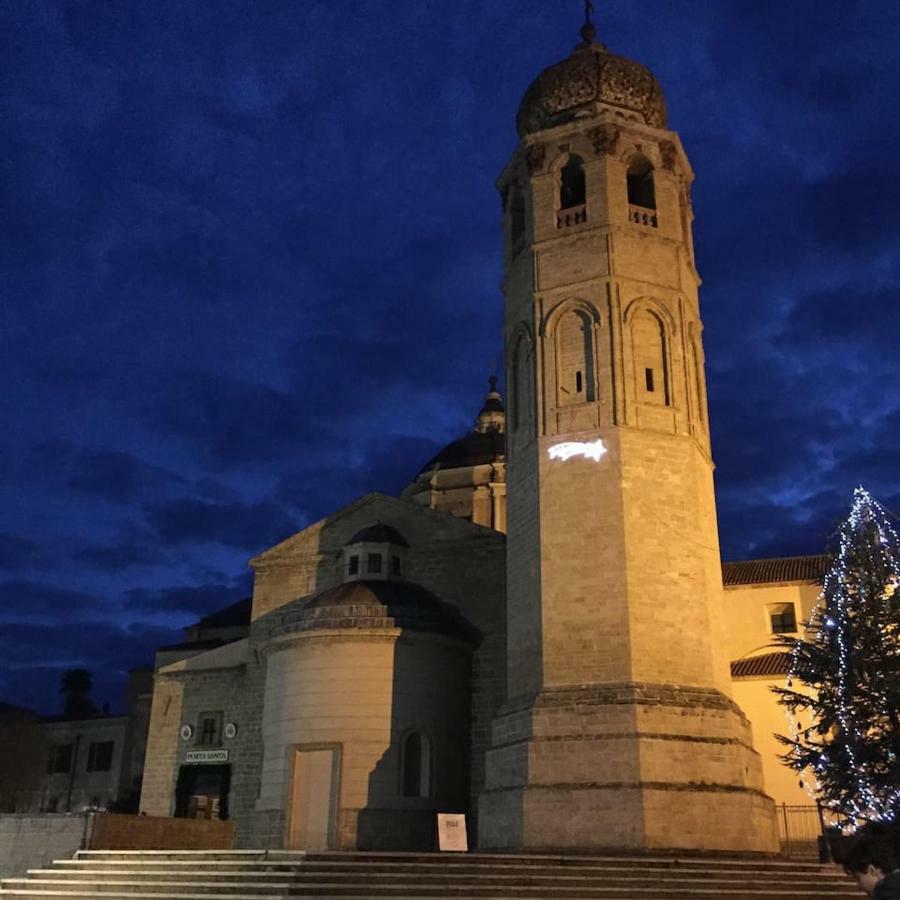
[629,204,658,227]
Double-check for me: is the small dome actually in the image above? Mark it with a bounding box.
[517,39,667,137]
[270,580,479,644]
[346,524,409,547]
[418,429,505,476]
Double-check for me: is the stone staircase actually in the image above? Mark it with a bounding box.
[0,849,863,899]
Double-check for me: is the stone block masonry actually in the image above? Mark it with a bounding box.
[0,814,89,879]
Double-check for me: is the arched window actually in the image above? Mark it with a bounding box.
[559,155,586,210]
[510,189,526,252]
[632,309,670,407]
[401,731,431,798]
[627,157,656,210]
[556,309,595,408]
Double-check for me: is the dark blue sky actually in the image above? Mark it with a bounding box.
[2,1,899,714]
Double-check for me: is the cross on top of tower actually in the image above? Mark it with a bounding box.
[580,0,598,44]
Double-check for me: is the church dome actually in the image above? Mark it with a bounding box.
[418,429,505,476]
[516,34,667,137]
[417,377,506,476]
[270,580,479,644]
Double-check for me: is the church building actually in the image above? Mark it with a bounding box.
[140,14,824,855]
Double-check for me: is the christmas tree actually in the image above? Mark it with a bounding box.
[773,487,900,827]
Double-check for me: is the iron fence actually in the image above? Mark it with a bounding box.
[777,803,835,861]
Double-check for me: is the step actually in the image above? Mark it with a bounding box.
[306,853,841,876]
[2,882,290,894]
[52,855,846,878]
[9,872,852,891]
[298,862,845,882]
[71,854,302,863]
[0,892,285,900]
[3,850,859,900]
[307,850,828,866]
[26,872,294,884]
[183,885,860,899]
[51,862,304,871]
[0,882,859,900]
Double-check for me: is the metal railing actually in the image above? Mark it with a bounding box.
[777,803,834,861]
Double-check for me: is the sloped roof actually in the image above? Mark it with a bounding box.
[730,651,792,679]
[194,597,252,629]
[0,700,38,720]
[159,639,249,675]
[347,524,409,547]
[270,580,480,645]
[722,554,829,587]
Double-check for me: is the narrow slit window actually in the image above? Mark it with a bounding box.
[198,713,222,747]
[576,371,583,393]
[645,368,655,392]
[510,190,526,251]
[348,555,359,575]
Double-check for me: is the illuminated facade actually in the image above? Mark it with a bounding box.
[140,16,821,854]
[475,18,778,853]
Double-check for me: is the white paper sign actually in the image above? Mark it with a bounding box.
[437,813,468,852]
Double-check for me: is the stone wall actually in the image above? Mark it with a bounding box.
[139,647,253,820]
[0,814,89,878]
[246,493,506,848]
[89,813,234,850]
[254,630,471,851]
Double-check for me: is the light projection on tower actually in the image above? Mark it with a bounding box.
[547,439,608,462]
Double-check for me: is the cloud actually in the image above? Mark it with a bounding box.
[2,0,900,709]
[778,285,900,355]
[0,533,40,571]
[0,581,111,621]
[24,441,186,504]
[125,579,250,617]
[144,496,296,552]
[0,621,177,714]
[74,540,170,572]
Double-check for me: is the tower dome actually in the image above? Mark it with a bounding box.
[516,30,667,137]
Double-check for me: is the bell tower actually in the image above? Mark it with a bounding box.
[479,12,779,852]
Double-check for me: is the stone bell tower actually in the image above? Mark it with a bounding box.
[478,13,779,853]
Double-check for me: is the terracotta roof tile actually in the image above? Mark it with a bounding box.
[722,554,829,586]
[730,651,792,679]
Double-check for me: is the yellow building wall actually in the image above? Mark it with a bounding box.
[723,581,822,662]
[724,580,824,807]
[731,676,812,807]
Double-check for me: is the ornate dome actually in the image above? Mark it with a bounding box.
[517,37,667,138]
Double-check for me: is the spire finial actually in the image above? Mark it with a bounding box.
[580,0,597,44]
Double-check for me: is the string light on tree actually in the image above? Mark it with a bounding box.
[773,487,900,828]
